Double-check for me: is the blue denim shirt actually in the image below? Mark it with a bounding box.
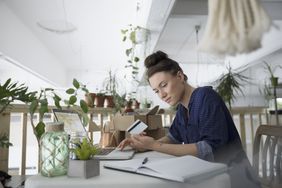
[168,86,242,162]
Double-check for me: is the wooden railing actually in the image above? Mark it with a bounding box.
[0,104,268,175]
[231,107,268,151]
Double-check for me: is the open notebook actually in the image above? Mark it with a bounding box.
[104,155,227,182]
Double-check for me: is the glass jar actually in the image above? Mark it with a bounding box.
[69,131,87,160]
[40,122,69,177]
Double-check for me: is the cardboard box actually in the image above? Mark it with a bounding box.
[111,106,165,142]
[113,105,163,131]
[113,114,162,131]
[113,115,147,131]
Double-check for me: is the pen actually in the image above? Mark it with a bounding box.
[142,157,148,165]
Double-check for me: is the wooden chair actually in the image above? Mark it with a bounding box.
[253,125,282,188]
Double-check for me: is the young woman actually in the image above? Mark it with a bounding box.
[118,51,260,188]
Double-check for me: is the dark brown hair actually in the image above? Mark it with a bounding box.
[144,51,187,81]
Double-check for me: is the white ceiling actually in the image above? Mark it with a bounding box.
[4,0,140,71]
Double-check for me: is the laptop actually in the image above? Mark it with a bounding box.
[52,109,135,160]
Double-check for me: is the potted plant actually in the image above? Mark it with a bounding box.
[213,66,249,111]
[132,98,140,109]
[121,24,149,82]
[102,70,120,108]
[85,93,96,108]
[259,81,272,106]
[141,98,152,109]
[112,93,127,113]
[0,133,12,149]
[263,61,282,87]
[68,138,100,178]
[0,78,90,172]
[29,78,90,144]
[95,92,105,108]
[0,79,36,172]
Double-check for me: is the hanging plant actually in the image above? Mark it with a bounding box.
[121,24,149,82]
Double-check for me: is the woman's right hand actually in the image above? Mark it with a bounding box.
[117,138,132,151]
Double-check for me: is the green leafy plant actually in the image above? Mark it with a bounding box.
[64,79,89,126]
[0,79,36,147]
[263,61,282,87]
[121,24,148,82]
[0,78,89,145]
[102,70,119,96]
[0,78,36,113]
[29,78,90,143]
[0,133,13,148]
[214,66,250,110]
[71,138,99,160]
[113,93,126,113]
[259,80,272,105]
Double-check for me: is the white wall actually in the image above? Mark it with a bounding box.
[0,1,66,87]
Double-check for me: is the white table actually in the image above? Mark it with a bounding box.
[25,151,230,188]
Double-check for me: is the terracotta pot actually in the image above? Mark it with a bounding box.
[123,100,134,113]
[104,95,115,108]
[132,100,140,109]
[85,93,96,107]
[95,95,105,107]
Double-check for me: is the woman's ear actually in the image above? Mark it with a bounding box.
[176,71,185,82]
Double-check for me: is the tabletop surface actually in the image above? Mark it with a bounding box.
[25,151,231,188]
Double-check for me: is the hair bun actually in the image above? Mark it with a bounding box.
[144,51,168,69]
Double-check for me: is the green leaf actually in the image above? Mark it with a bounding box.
[53,94,61,101]
[44,88,54,91]
[126,48,132,56]
[81,113,89,127]
[54,99,61,109]
[80,100,88,113]
[35,121,45,139]
[125,65,133,68]
[134,57,139,62]
[122,36,127,41]
[129,31,136,43]
[66,88,75,94]
[2,78,11,88]
[120,29,128,34]
[29,100,38,115]
[132,66,139,70]
[81,87,89,93]
[39,100,48,118]
[69,96,77,105]
[73,79,80,89]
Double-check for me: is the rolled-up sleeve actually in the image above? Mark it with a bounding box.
[196,140,214,161]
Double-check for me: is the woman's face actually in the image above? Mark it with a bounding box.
[149,71,185,106]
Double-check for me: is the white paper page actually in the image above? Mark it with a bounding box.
[142,155,227,182]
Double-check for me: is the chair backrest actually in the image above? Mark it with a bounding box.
[253,125,282,188]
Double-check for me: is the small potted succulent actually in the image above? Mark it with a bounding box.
[68,138,100,178]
